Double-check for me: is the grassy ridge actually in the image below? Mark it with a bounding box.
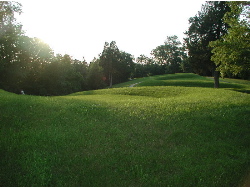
[1,73,250,186]
[114,73,250,93]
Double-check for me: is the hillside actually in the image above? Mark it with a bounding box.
[1,73,250,186]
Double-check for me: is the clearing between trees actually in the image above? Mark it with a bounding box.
[1,73,250,186]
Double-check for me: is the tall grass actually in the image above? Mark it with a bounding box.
[1,73,250,186]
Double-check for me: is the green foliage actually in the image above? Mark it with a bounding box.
[0,1,22,24]
[16,37,55,94]
[184,1,230,76]
[99,41,119,87]
[209,2,250,79]
[0,3,87,95]
[1,73,250,186]
[152,36,184,73]
[99,41,135,87]
[0,3,102,95]
[134,38,189,78]
[36,54,86,95]
[135,54,165,77]
[0,2,88,96]
[151,35,186,74]
[0,1,23,90]
[87,59,106,90]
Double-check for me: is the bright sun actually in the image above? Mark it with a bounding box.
[18,0,206,62]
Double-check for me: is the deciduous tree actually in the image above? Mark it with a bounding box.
[99,41,134,87]
[184,1,230,88]
[209,2,250,79]
[99,41,120,88]
[152,35,184,73]
[87,58,105,90]
[0,1,23,91]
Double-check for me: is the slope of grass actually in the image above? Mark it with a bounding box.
[111,76,152,88]
[1,73,250,186]
[219,77,250,85]
[113,73,250,94]
[132,73,249,91]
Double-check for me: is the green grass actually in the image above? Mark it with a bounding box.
[114,73,250,94]
[111,76,152,88]
[219,77,250,85]
[1,73,250,186]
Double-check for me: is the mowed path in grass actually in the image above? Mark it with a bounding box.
[1,73,250,186]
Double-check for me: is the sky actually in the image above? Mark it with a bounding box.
[16,0,206,62]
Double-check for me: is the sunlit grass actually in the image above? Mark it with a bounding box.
[113,73,250,92]
[111,76,152,88]
[1,73,250,186]
[220,77,250,85]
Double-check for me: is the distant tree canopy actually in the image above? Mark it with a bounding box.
[152,35,187,74]
[133,36,188,78]
[135,54,162,77]
[99,41,134,88]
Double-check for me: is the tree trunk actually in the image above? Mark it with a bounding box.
[214,70,220,88]
[109,72,113,88]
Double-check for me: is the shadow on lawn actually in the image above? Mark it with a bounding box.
[141,80,244,88]
[140,79,250,94]
[155,73,204,80]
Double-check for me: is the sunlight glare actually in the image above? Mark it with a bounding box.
[17,0,206,62]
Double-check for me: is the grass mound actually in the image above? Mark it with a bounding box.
[1,73,250,186]
[154,73,205,80]
[114,73,250,93]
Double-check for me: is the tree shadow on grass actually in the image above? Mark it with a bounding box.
[155,73,205,80]
[142,80,243,88]
[227,88,250,94]
[140,80,250,94]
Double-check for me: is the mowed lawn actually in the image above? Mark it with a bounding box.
[1,73,250,186]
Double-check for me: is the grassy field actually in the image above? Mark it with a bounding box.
[1,73,250,186]
[114,73,250,93]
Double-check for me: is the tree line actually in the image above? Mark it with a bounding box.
[0,1,249,95]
